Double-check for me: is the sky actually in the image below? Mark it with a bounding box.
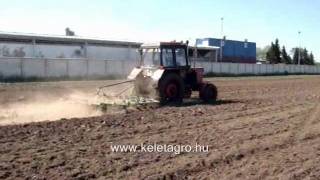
[0,0,319,60]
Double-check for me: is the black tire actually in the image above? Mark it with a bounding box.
[200,83,218,103]
[158,73,184,104]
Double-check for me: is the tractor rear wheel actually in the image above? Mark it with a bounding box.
[159,73,184,104]
[199,83,218,103]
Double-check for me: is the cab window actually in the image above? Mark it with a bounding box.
[175,48,187,66]
[142,48,160,67]
[162,48,174,67]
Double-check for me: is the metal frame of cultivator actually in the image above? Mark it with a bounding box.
[96,80,159,112]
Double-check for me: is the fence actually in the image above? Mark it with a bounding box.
[0,57,320,80]
[192,60,320,75]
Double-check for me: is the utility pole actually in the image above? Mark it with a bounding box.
[298,31,301,65]
[220,17,224,62]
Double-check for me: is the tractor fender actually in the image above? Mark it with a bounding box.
[128,68,142,80]
[151,69,164,81]
[151,69,164,88]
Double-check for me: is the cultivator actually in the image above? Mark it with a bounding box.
[95,79,159,112]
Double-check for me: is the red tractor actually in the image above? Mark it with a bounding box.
[128,41,217,104]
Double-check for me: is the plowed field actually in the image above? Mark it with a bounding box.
[1,76,320,179]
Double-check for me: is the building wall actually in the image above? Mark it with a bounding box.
[35,44,85,58]
[0,43,34,57]
[87,45,138,61]
[0,42,139,61]
[196,38,256,63]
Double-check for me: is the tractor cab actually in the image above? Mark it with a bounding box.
[138,42,189,69]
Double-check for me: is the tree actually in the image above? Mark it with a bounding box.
[265,39,316,65]
[281,46,292,64]
[309,52,315,65]
[302,48,310,65]
[266,39,281,64]
[292,47,302,65]
[266,42,275,63]
[274,39,281,63]
[291,48,315,65]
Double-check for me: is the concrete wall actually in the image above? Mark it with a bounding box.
[192,61,320,75]
[1,57,320,79]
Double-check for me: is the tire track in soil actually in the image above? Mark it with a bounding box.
[144,108,319,179]
[116,105,314,178]
[110,101,312,144]
[162,94,320,179]
[123,88,320,178]
[103,103,316,179]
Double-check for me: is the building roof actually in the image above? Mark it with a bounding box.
[199,37,256,44]
[141,42,219,50]
[141,42,161,49]
[189,45,220,50]
[0,31,142,47]
[141,42,189,49]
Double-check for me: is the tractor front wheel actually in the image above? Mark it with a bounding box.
[199,83,218,103]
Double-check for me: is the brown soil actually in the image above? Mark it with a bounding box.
[1,76,320,179]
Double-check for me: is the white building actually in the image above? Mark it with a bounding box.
[0,32,141,61]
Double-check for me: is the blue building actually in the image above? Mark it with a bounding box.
[196,38,256,64]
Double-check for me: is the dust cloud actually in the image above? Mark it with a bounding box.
[0,92,103,126]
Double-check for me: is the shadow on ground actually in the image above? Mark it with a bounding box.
[164,99,240,107]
